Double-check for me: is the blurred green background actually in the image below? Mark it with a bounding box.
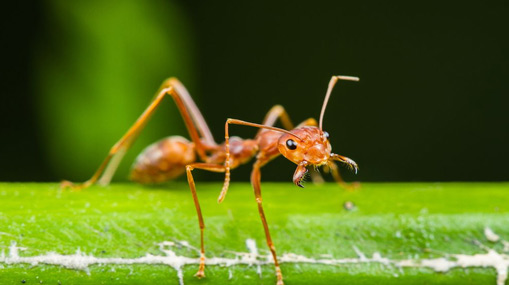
[1,1,507,183]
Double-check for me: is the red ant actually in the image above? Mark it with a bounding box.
[61,75,359,285]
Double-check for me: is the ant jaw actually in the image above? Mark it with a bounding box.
[293,162,309,188]
[331,154,359,174]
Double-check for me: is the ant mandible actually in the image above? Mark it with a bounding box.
[61,75,359,285]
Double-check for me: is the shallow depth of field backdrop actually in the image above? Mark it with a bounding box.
[1,1,509,285]
[1,1,508,183]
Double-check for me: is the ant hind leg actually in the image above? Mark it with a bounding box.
[61,78,216,190]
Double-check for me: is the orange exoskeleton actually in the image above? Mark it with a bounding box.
[61,75,359,285]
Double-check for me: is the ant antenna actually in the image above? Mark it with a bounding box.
[319,75,359,131]
[226,119,303,141]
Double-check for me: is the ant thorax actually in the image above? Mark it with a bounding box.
[208,136,258,167]
[277,126,332,166]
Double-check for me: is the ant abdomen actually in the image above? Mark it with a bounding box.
[130,136,196,184]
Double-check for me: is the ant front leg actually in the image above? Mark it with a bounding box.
[185,163,226,278]
[61,78,216,190]
[251,157,285,285]
[328,162,360,190]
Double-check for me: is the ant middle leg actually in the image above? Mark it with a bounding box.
[297,117,318,128]
[185,163,226,278]
[258,105,294,135]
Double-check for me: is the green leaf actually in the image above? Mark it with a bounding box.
[0,182,507,284]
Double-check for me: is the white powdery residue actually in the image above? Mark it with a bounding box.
[1,229,509,285]
[485,227,500,242]
[503,241,509,253]
[454,250,509,285]
[245,239,258,257]
[279,251,389,267]
[280,253,318,264]
[2,241,199,285]
[397,250,509,285]
[157,241,190,285]
[352,246,368,261]
[8,242,19,259]
[8,241,27,259]
[245,239,262,277]
[371,252,391,266]
[399,257,457,272]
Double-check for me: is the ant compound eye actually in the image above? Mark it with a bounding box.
[323,131,330,140]
[286,139,297,150]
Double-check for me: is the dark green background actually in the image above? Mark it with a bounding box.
[1,1,507,183]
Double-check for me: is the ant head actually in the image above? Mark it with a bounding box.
[278,75,359,187]
[277,127,331,166]
[277,127,358,188]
